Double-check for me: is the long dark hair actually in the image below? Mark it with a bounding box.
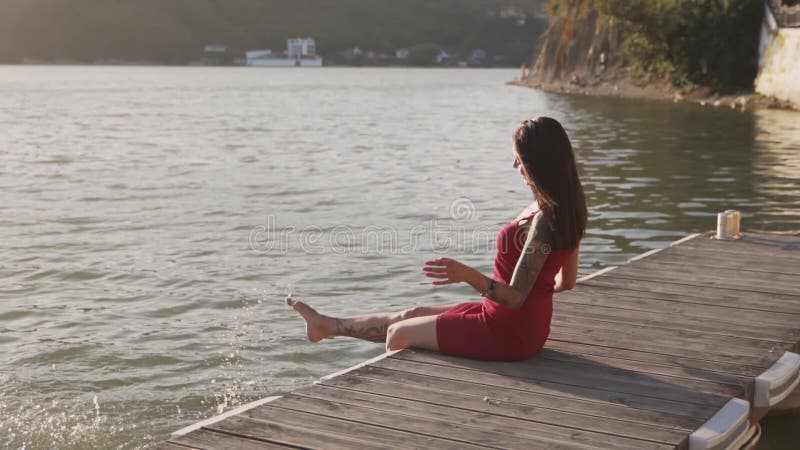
[513,117,587,249]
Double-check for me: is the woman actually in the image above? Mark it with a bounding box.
[287,117,586,361]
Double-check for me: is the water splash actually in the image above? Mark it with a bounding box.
[201,275,310,419]
[204,289,275,418]
[0,394,125,450]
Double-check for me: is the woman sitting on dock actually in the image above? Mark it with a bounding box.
[287,117,586,361]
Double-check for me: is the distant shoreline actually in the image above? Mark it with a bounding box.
[510,75,798,112]
[5,60,524,69]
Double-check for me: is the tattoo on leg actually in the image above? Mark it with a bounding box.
[334,319,389,343]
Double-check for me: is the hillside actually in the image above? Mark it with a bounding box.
[0,0,547,66]
[526,0,766,96]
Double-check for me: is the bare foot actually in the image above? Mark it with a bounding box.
[286,296,330,342]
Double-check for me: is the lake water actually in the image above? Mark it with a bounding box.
[1,67,798,449]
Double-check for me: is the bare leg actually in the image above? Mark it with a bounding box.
[386,315,439,352]
[286,296,456,343]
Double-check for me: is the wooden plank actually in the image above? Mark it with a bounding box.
[558,287,800,331]
[297,384,678,450]
[547,329,770,368]
[313,377,691,445]
[641,248,800,276]
[349,364,718,421]
[687,231,800,246]
[552,315,789,360]
[549,328,780,368]
[672,251,799,267]
[542,340,763,378]
[661,235,800,256]
[390,350,742,399]
[629,255,800,286]
[553,312,796,358]
[582,275,800,314]
[739,232,800,243]
[269,392,619,450]
[207,414,393,450]
[242,403,488,449]
[171,396,284,438]
[170,428,295,449]
[679,239,800,259]
[554,301,800,344]
[608,266,800,298]
[372,355,728,412]
[156,443,197,450]
[656,239,800,266]
[551,315,792,358]
[533,347,747,387]
[681,234,800,258]
[612,261,800,293]
[648,247,798,276]
[324,367,705,431]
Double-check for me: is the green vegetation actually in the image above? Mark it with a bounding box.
[596,0,764,91]
[0,0,546,66]
[540,0,765,92]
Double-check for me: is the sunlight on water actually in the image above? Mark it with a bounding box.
[0,66,797,448]
[0,394,123,449]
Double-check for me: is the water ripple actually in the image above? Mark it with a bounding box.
[1,67,798,449]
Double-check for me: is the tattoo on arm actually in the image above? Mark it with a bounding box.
[484,277,497,299]
[506,213,553,307]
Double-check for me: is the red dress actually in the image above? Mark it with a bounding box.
[435,212,576,361]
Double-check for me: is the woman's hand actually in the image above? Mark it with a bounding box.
[422,258,476,286]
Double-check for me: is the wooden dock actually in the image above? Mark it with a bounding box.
[161,232,800,450]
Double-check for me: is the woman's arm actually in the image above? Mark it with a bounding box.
[554,247,579,292]
[423,214,553,310]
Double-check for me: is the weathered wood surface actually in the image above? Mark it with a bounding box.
[161,232,800,449]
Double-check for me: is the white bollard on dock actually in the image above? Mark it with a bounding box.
[715,209,741,240]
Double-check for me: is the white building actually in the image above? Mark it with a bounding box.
[203,44,227,54]
[287,38,318,59]
[246,38,323,67]
[245,49,272,60]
